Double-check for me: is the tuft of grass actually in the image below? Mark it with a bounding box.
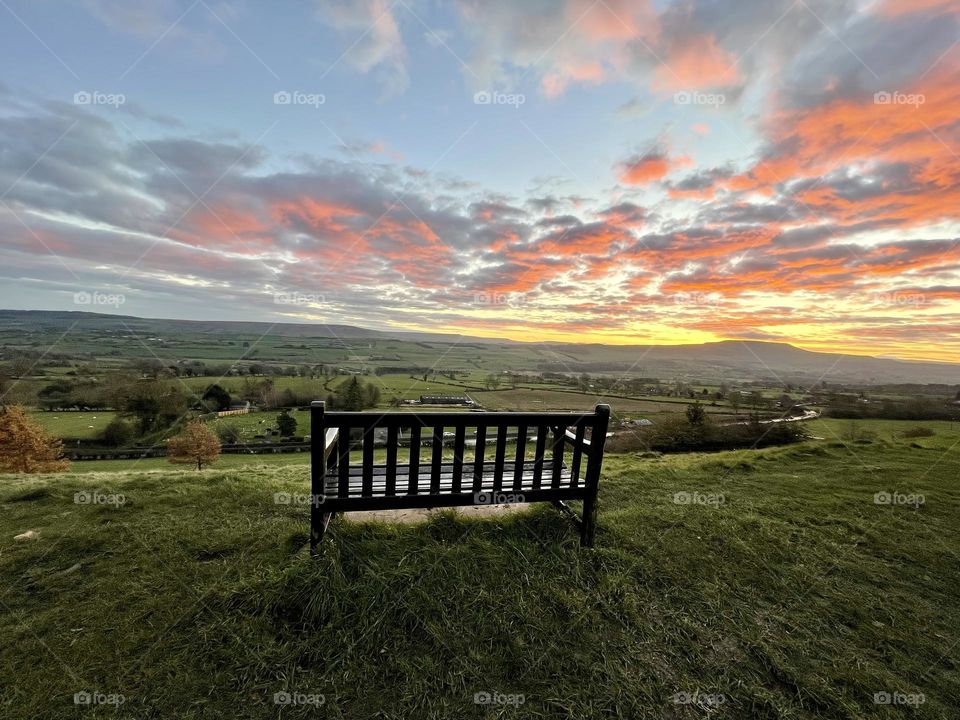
[900,426,936,439]
[5,487,51,502]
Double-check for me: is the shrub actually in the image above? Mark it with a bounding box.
[215,422,241,444]
[101,417,135,447]
[276,411,297,437]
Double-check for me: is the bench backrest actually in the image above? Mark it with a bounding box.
[311,402,610,499]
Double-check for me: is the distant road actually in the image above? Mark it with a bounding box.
[724,409,821,427]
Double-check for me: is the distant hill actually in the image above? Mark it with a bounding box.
[1,309,957,385]
[0,309,386,340]
[533,339,960,385]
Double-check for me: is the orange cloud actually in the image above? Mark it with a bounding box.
[574,0,658,41]
[727,63,960,228]
[653,33,740,91]
[875,0,959,16]
[618,150,691,185]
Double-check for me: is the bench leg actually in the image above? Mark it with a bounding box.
[580,493,597,547]
[310,511,333,556]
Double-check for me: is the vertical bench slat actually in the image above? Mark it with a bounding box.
[328,427,339,483]
[338,429,350,498]
[430,425,443,494]
[452,425,465,493]
[472,425,486,492]
[362,426,374,497]
[580,404,610,547]
[493,425,508,493]
[310,401,325,551]
[386,426,398,496]
[570,424,586,487]
[407,424,421,494]
[551,425,565,488]
[532,424,547,490]
[513,424,527,492]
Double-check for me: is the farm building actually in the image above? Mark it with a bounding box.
[218,401,251,417]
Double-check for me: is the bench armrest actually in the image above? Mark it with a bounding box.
[324,428,339,463]
[563,427,591,449]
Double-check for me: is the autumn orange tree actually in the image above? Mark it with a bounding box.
[0,405,70,473]
[167,420,221,470]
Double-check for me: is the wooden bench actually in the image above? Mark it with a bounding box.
[309,402,610,551]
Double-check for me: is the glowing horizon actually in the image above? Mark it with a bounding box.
[1,0,958,364]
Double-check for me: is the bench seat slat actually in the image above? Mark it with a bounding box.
[321,469,572,498]
[325,460,559,476]
[324,486,589,512]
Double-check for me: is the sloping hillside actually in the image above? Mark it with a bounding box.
[2,421,958,718]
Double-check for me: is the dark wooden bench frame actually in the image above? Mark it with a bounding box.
[309,402,610,552]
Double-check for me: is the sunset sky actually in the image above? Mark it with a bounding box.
[0,0,958,361]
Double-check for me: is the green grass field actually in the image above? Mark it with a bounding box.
[2,420,958,718]
[66,451,312,473]
[206,408,310,440]
[177,376,330,396]
[28,411,118,439]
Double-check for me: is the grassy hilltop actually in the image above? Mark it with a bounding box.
[1,419,958,718]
